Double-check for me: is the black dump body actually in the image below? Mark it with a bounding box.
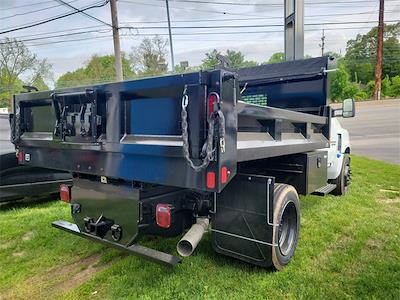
[238,56,332,110]
[10,56,334,267]
[11,57,332,193]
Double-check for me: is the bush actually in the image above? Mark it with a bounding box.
[381,75,392,97]
[330,64,350,102]
[343,82,361,99]
[365,80,375,98]
[354,91,368,101]
[390,75,400,97]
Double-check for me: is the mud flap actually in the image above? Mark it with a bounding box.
[211,174,276,267]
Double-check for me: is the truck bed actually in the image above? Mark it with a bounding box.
[11,58,332,193]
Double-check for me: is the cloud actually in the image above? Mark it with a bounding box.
[1,0,397,80]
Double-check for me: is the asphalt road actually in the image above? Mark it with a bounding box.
[1,100,399,163]
[335,99,400,164]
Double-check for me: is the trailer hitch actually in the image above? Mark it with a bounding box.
[52,220,181,267]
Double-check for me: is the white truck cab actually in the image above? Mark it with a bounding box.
[321,98,355,195]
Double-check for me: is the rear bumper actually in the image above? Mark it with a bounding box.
[0,178,72,202]
[52,220,181,267]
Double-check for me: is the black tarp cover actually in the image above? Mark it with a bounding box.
[236,56,331,86]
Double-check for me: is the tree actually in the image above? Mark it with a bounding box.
[344,22,400,83]
[201,49,221,69]
[174,61,199,74]
[266,52,284,64]
[201,49,258,69]
[130,36,168,76]
[0,38,52,107]
[56,54,134,88]
[324,51,342,59]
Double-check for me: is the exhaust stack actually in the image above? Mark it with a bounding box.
[177,217,209,257]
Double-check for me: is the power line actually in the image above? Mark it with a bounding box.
[120,10,400,23]
[9,26,393,48]
[56,0,112,28]
[119,20,400,30]
[1,0,55,10]
[121,0,400,19]
[119,0,272,18]
[0,1,111,35]
[134,0,400,6]
[0,0,80,20]
[0,29,112,44]
[0,1,106,32]
[2,20,398,45]
[2,10,398,41]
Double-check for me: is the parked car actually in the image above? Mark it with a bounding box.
[0,113,72,203]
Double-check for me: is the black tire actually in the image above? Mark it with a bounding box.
[332,154,351,196]
[271,183,300,270]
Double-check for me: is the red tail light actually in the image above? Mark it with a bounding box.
[221,166,228,184]
[208,93,219,117]
[60,184,71,203]
[17,151,23,163]
[156,204,171,228]
[207,171,216,189]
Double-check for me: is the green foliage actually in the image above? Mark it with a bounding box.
[174,63,200,74]
[201,49,258,69]
[324,51,342,59]
[129,36,168,77]
[56,54,134,88]
[365,80,376,98]
[390,75,400,97]
[266,52,284,64]
[330,64,351,102]
[354,91,368,101]
[0,38,52,107]
[343,82,361,99]
[381,75,392,96]
[344,22,400,83]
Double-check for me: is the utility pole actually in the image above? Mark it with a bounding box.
[165,0,175,72]
[319,29,325,56]
[110,0,123,81]
[374,0,384,100]
[284,0,304,61]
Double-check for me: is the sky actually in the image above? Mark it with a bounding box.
[0,0,399,83]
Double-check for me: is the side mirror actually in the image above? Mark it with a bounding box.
[342,98,355,118]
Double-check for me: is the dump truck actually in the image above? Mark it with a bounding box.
[10,56,354,269]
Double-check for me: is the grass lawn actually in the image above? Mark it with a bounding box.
[0,155,399,299]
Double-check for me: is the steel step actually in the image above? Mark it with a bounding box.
[313,183,337,195]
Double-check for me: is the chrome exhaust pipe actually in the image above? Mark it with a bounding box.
[177,217,209,257]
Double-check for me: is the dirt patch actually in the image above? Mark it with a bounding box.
[0,241,14,250]
[3,253,112,300]
[12,251,25,257]
[377,198,400,204]
[22,231,35,241]
[51,253,109,295]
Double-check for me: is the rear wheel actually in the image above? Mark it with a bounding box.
[271,184,300,270]
[332,154,351,196]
